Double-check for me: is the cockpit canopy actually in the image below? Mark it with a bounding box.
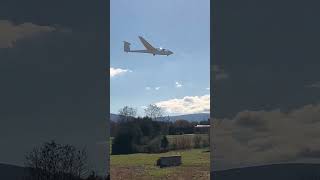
[156,48,173,55]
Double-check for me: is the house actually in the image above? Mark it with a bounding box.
[194,124,210,134]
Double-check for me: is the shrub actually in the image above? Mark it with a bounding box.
[145,136,162,153]
[112,123,142,154]
[201,136,210,148]
[112,117,166,154]
[160,136,169,152]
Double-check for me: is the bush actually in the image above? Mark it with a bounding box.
[112,123,142,154]
[112,117,166,154]
[160,136,169,152]
[170,141,177,150]
[145,136,162,153]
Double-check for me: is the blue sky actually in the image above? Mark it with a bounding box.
[110,0,210,116]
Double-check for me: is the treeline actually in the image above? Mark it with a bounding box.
[111,105,209,155]
[111,116,169,154]
[111,118,209,137]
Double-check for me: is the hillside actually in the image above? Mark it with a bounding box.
[0,163,28,180]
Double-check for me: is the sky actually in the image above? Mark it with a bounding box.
[110,0,210,116]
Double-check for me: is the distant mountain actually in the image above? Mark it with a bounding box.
[167,113,210,122]
[110,113,120,122]
[110,113,209,122]
[211,163,320,180]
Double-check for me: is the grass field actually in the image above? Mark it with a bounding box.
[167,134,209,148]
[110,147,210,180]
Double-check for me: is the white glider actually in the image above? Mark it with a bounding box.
[124,36,173,56]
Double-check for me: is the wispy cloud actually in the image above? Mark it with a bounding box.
[0,20,64,48]
[145,86,161,91]
[110,67,131,78]
[306,81,320,88]
[155,94,210,114]
[175,81,183,88]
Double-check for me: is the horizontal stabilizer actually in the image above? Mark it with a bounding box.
[123,41,131,52]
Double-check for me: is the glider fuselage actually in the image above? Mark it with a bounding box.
[124,36,173,56]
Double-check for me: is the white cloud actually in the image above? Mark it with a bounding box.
[175,81,183,88]
[145,86,161,91]
[206,87,210,90]
[212,104,320,171]
[110,67,131,78]
[0,20,58,48]
[155,94,210,114]
[140,105,147,109]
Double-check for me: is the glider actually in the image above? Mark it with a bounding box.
[124,36,173,56]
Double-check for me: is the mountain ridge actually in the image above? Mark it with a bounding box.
[110,113,209,122]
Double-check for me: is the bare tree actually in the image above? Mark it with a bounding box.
[118,106,137,122]
[144,104,164,120]
[24,140,88,180]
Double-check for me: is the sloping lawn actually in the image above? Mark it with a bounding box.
[111,148,210,180]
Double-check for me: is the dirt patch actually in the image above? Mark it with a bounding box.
[111,166,209,180]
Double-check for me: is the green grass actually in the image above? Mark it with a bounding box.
[110,134,210,179]
[111,148,208,166]
[111,148,210,179]
[167,134,208,143]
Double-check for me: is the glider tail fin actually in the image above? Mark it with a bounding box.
[123,41,131,52]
